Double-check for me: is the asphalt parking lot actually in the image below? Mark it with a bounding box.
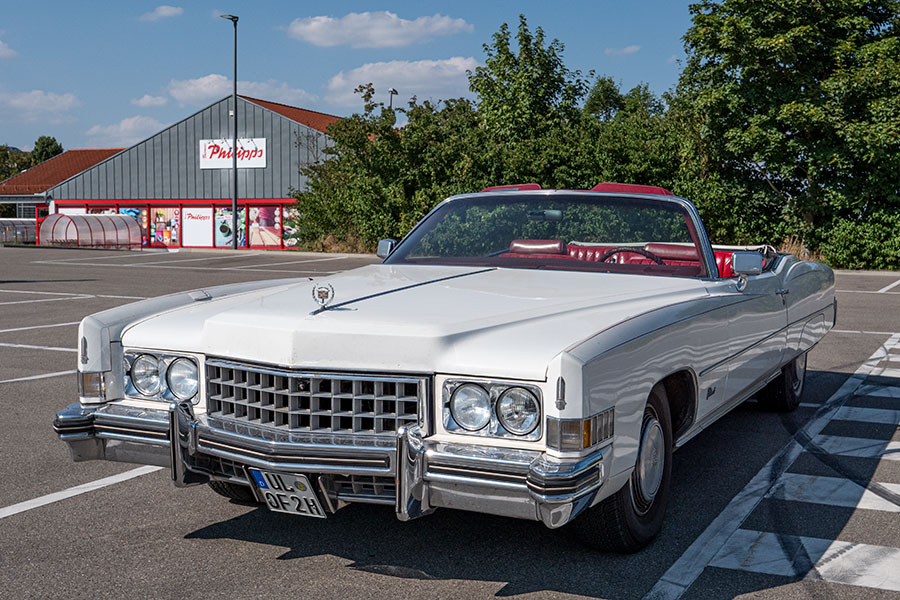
[1,245,898,600]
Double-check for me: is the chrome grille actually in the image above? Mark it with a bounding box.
[205,359,425,435]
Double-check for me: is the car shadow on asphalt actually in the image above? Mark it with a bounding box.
[185,500,645,597]
[184,368,894,598]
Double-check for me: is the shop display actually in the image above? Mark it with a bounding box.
[214,207,246,247]
[282,207,299,247]
[118,207,149,245]
[248,206,281,247]
[150,207,180,247]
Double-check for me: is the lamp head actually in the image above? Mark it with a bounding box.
[220,14,239,23]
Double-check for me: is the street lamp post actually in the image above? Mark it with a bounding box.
[221,14,239,249]
[388,88,398,110]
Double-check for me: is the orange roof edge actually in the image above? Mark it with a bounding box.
[240,96,342,134]
[0,148,124,195]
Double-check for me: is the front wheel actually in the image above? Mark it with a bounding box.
[757,352,807,412]
[574,384,672,553]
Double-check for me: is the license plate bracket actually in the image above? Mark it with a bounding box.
[247,468,327,518]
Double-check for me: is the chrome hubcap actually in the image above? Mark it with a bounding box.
[792,353,807,395]
[632,413,665,515]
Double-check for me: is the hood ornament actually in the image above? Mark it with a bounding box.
[312,283,335,307]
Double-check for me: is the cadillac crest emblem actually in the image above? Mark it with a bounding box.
[312,283,335,307]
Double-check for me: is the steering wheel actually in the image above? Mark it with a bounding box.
[598,246,665,265]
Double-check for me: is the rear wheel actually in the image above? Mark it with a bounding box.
[574,384,672,553]
[757,352,807,412]
[208,480,258,503]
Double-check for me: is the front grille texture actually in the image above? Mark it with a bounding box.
[333,475,396,502]
[206,360,425,436]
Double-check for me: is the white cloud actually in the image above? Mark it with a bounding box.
[131,94,168,107]
[604,45,641,56]
[666,54,678,64]
[140,5,183,22]
[167,73,316,107]
[326,57,477,107]
[287,11,473,48]
[86,115,165,146]
[0,40,16,59]
[0,90,79,123]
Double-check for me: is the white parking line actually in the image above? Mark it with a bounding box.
[832,405,900,425]
[811,434,900,461]
[0,370,77,384]
[0,466,162,520]
[0,342,76,352]
[644,333,900,600]
[0,297,86,306]
[0,321,80,334]
[833,329,900,336]
[31,261,340,275]
[0,289,91,296]
[226,256,350,269]
[710,529,900,591]
[877,279,900,293]
[767,472,900,512]
[125,253,261,266]
[836,290,900,295]
[0,290,145,301]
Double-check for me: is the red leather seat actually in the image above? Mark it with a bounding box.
[567,244,615,262]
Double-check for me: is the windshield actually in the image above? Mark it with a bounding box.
[385,193,709,277]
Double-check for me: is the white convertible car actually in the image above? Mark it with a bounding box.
[54,183,835,552]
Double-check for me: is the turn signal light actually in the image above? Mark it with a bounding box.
[547,408,615,451]
[78,371,106,403]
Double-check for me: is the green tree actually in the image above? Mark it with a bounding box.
[468,15,590,141]
[678,0,900,262]
[0,145,32,182]
[30,135,63,166]
[584,76,624,121]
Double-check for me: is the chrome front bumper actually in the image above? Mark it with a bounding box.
[54,401,608,529]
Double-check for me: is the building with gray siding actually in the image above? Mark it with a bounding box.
[50,95,339,249]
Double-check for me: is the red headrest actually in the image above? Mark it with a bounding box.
[591,182,674,196]
[480,184,542,192]
[644,243,699,261]
[509,239,566,254]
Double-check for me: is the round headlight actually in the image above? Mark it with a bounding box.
[131,354,161,396]
[497,387,540,435]
[166,358,199,400]
[450,384,491,431]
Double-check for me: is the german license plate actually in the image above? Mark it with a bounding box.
[248,469,326,518]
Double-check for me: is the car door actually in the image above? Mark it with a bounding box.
[722,269,788,402]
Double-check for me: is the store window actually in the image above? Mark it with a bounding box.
[214,207,246,247]
[118,207,149,246]
[151,207,180,247]
[282,206,299,248]
[249,206,282,248]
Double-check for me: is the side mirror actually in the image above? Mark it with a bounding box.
[731,251,763,276]
[376,238,397,259]
[731,251,763,291]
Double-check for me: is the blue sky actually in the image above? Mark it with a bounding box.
[0,1,695,151]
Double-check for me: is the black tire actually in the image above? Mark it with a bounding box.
[207,480,258,503]
[757,352,807,412]
[574,384,673,553]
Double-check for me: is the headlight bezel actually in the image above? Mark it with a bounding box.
[449,383,492,431]
[124,350,202,404]
[496,386,540,435]
[165,357,200,401]
[442,379,542,441]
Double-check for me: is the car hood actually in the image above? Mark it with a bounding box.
[121,264,708,380]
